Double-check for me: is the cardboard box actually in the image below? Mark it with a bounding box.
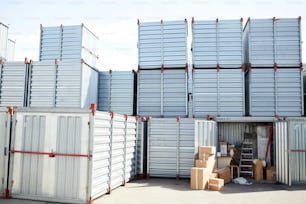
[196,160,208,168]
[266,166,275,181]
[199,146,216,160]
[190,167,209,190]
[217,156,232,169]
[219,142,228,156]
[208,178,224,191]
[254,160,263,181]
[215,167,231,184]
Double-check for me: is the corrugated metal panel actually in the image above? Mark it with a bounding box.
[287,118,306,184]
[147,118,179,177]
[124,116,137,181]
[97,71,111,112]
[0,62,29,107]
[6,39,15,61]
[192,19,243,68]
[137,69,188,117]
[194,120,217,151]
[247,68,303,117]
[275,121,289,185]
[276,68,303,116]
[40,24,98,67]
[28,62,56,107]
[244,18,301,67]
[109,114,125,189]
[39,26,62,61]
[178,118,195,178]
[0,23,8,60]
[98,71,134,115]
[193,68,245,117]
[81,63,98,109]
[0,108,9,194]
[138,20,187,69]
[91,112,111,199]
[163,69,187,117]
[137,70,161,117]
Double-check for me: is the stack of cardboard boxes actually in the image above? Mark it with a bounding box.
[190,146,226,191]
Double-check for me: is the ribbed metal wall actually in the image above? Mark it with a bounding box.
[98,71,135,115]
[40,24,98,67]
[124,116,137,181]
[136,117,145,176]
[192,68,245,117]
[137,69,188,117]
[194,120,217,152]
[0,62,29,107]
[246,68,303,117]
[192,19,243,68]
[243,17,301,67]
[138,20,187,69]
[287,118,306,184]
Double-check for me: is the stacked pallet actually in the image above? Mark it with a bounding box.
[190,146,224,191]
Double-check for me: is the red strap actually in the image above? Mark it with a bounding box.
[10,150,92,158]
[265,127,273,161]
[291,150,306,153]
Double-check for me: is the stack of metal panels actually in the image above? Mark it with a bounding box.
[244,17,303,117]
[137,19,188,118]
[98,71,135,115]
[39,24,98,67]
[0,23,8,60]
[2,108,137,203]
[191,19,245,117]
[137,69,188,117]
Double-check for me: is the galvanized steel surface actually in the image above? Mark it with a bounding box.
[243,18,301,67]
[192,68,245,117]
[136,117,145,176]
[0,23,8,60]
[0,108,9,194]
[138,20,187,69]
[6,39,15,61]
[124,116,137,181]
[0,62,29,107]
[98,71,135,115]
[192,19,243,68]
[194,120,217,153]
[246,68,303,117]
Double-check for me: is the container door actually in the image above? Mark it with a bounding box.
[0,110,10,195]
[275,121,289,185]
[194,120,217,156]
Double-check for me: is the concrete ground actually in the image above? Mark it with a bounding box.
[1,178,306,204]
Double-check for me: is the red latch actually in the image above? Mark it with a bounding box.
[90,103,96,116]
[8,106,14,115]
[274,63,277,72]
[110,111,115,119]
[124,114,128,120]
[176,116,181,122]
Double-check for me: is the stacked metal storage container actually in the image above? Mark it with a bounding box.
[137,19,188,117]
[244,17,303,117]
[39,24,98,67]
[192,18,245,117]
[0,23,8,60]
[1,107,137,203]
[98,70,136,115]
[6,39,15,61]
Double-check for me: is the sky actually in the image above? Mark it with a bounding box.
[1,0,305,71]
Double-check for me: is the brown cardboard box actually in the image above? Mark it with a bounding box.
[199,146,216,160]
[208,178,224,191]
[196,160,208,168]
[266,166,275,181]
[219,142,228,156]
[217,156,232,169]
[254,160,263,181]
[215,167,231,184]
[190,167,210,190]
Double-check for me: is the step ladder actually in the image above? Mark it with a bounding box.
[239,142,254,178]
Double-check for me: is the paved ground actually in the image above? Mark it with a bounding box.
[1,178,306,204]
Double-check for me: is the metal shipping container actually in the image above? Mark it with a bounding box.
[0,23,8,60]
[0,61,29,107]
[192,18,243,68]
[147,118,214,178]
[98,71,135,115]
[246,68,303,117]
[7,108,137,203]
[192,68,245,117]
[138,20,188,69]
[6,39,15,61]
[39,24,99,67]
[28,61,98,108]
[136,117,145,176]
[243,17,302,67]
[137,69,188,117]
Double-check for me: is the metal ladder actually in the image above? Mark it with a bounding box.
[240,133,254,178]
